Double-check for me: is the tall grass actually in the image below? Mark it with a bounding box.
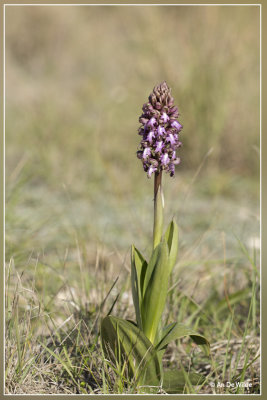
[5,235,260,394]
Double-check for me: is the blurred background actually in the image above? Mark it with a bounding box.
[5,4,260,287]
[5,6,261,393]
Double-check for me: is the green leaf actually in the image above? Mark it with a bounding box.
[164,219,179,274]
[101,316,161,387]
[155,322,210,356]
[133,246,148,299]
[131,246,141,328]
[163,369,205,394]
[142,241,169,344]
[131,246,148,328]
[142,244,160,297]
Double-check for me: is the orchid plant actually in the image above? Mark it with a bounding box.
[101,82,209,393]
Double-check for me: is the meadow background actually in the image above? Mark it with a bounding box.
[5,5,260,394]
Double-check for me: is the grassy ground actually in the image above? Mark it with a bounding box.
[5,5,260,394]
[5,171,260,394]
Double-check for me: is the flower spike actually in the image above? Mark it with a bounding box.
[137,82,183,178]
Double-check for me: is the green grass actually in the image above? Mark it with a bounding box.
[5,216,260,394]
[5,5,260,394]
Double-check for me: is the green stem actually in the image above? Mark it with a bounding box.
[153,171,164,249]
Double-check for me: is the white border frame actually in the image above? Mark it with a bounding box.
[3,3,262,396]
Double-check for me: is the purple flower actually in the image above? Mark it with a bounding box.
[143,147,151,159]
[137,81,183,177]
[147,130,155,144]
[169,163,175,177]
[161,112,169,123]
[155,141,164,153]
[157,126,166,137]
[171,120,182,131]
[147,165,157,178]
[166,133,176,146]
[146,117,157,128]
[137,150,143,159]
[160,153,170,166]
[169,106,179,118]
[139,117,148,125]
